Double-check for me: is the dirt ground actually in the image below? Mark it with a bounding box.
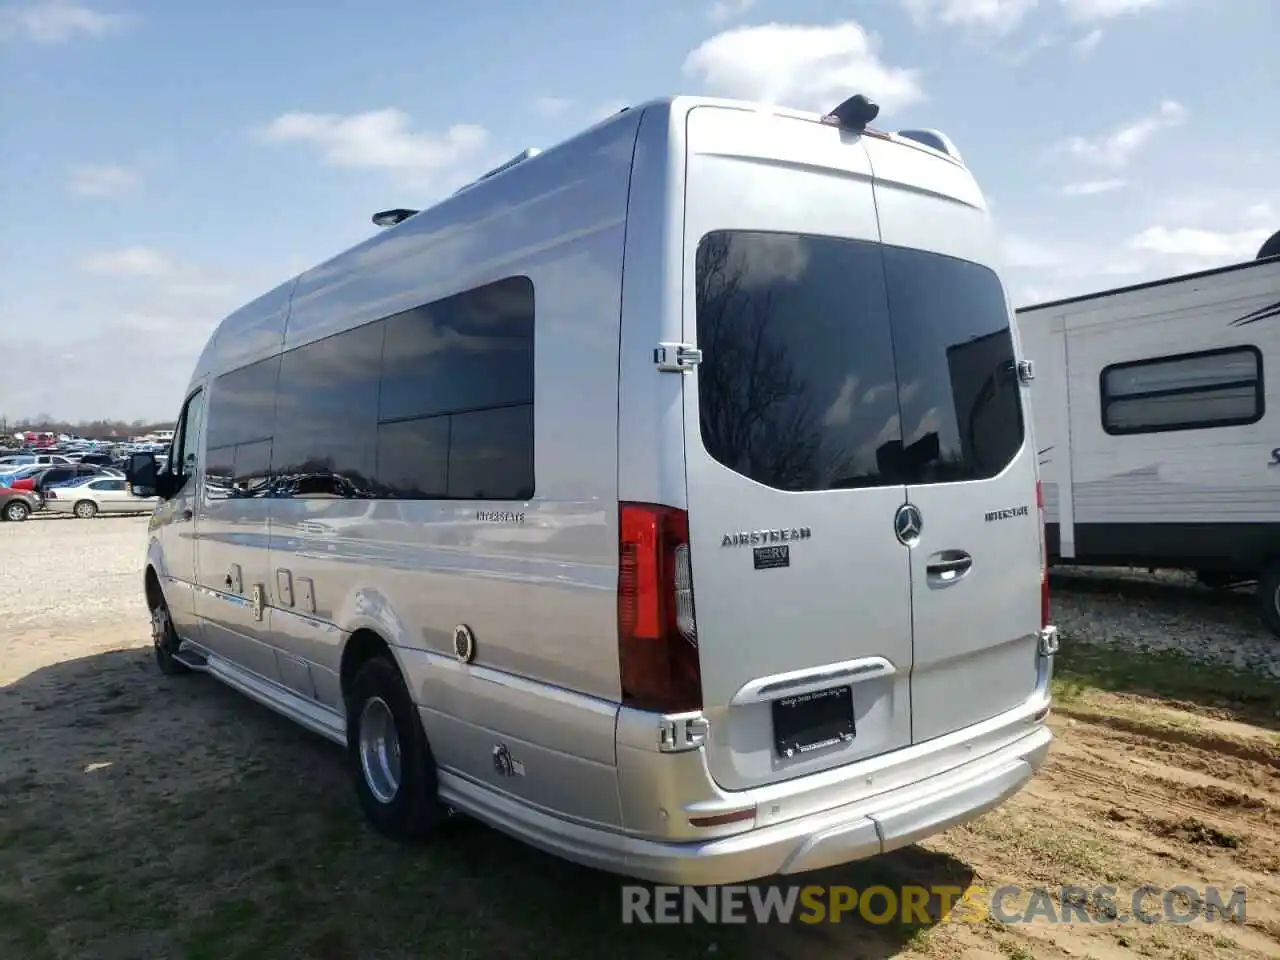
[1,516,1278,959]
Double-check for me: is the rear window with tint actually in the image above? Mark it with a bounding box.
[694,231,1024,491]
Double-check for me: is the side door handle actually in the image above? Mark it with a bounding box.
[926,552,973,581]
[182,508,193,521]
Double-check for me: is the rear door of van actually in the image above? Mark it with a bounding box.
[680,107,1042,792]
[679,105,914,791]
[863,137,1044,745]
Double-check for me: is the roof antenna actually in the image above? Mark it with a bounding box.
[821,94,880,132]
[372,208,419,229]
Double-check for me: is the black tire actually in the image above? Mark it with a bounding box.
[150,594,190,676]
[2,500,30,522]
[1258,562,1280,639]
[74,500,98,519]
[346,656,445,841]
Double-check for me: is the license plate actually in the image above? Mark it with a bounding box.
[772,685,855,758]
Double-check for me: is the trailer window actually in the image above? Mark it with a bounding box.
[1100,346,1263,435]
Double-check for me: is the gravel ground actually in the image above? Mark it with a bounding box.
[1050,566,1279,680]
[0,513,149,631]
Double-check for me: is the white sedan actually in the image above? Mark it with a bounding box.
[43,476,160,518]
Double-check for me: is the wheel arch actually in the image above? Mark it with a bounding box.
[340,628,402,708]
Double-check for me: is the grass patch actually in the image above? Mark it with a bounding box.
[1052,640,1280,727]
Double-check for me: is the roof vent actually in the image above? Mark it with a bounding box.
[371,208,419,229]
[454,148,542,195]
[895,128,964,164]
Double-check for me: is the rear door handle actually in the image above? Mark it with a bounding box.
[182,508,193,521]
[926,553,972,580]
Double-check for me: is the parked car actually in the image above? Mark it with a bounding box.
[0,453,72,467]
[126,92,1056,886]
[44,476,160,518]
[8,463,112,497]
[0,487,40,522]
[0,463,51,487]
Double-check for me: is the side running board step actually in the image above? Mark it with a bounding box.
[172,648,210,671]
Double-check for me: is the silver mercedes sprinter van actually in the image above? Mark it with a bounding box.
[128,93,1057,885]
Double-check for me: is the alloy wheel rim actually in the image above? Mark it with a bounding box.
[358,697,402,804]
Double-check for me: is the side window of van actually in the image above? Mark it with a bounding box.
[271,321,383,498]
[170,390,206,488]
[376,275,535,500]
[204,357,280,500]
[694,232,1023,491]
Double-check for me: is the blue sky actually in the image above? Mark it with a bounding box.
[1,0,1275,422]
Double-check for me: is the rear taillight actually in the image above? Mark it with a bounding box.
[1036,480,1050,628]
[618,502,701,712]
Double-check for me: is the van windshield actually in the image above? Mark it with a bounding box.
[694,230,1025,492]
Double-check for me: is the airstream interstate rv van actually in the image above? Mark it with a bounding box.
[128,94,1056,885]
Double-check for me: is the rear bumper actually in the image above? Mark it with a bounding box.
[438,697,1053,886]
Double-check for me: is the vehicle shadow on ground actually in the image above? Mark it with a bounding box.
[1,647,976,960]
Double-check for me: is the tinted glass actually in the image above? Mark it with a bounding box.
[232,439,274,498]
[174,390,206,479]
[1101,347,1262,434]
[206,356,281,451]
[447,405,535,500]
[883,246,1024,482]
[379,275,534,422]
[694,231,901,492]
[375,417,449,499]
[272,322,383,497]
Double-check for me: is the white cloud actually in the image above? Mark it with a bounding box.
[902,0,1039,34]
[2,252,288,420]
[255,108,489,192]
[1244,201,1274,222]
[1060,0,1165,22]
[1127,225,1271,263]
[708,0,755,24]
[0,1,128,42]
[79,247,174,278]
[533,96,571,118]
[683,21,925,114]
[67,163,139,197]
[1061,178,1125,196]
[1058,100,1186,168]
[1071,27,1104,54]
[1001,233,1066,269]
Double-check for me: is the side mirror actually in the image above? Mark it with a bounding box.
[127,452,158,495]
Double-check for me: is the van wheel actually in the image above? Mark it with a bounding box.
[74,500,98,519]
[347,656,445,840]
[150,596,190,675]
[2,500,30,522]
[1259,562,1280,639]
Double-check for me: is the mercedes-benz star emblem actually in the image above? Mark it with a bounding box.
[894,503,923,545]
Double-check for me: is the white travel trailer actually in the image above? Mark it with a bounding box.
[127,93,1056,885]
[1017,250,1280,635]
